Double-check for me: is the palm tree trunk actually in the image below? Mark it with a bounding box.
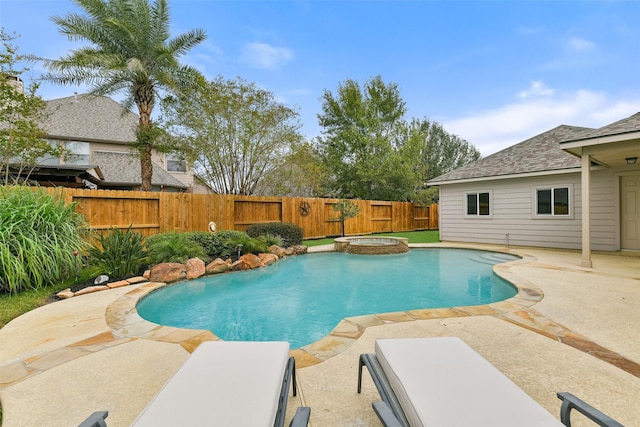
[140,141,153,192]
[136,86,155,192]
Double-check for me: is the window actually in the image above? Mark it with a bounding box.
[167,153,187,172]
[64,141,90,165]
[37,140,62,165]
[535,187,570,216]
[466,192,490,216]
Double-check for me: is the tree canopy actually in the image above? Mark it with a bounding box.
[255,142,329,197]
[316,75,481,203]
[316,75,419,201]
[162,76,303,195]
[409,117,481,183]
[41,0,206,191]
[0,29,65,185]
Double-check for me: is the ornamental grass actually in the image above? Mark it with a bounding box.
[0,186,89,294]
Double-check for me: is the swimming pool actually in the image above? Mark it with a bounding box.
[136,248,519,349]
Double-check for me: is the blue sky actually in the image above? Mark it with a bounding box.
[2,0,640,156]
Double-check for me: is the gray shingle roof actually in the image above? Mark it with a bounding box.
[41,94,138,143]
[93,151,187,188]
[428,125,593,184]
[560,112,640,143]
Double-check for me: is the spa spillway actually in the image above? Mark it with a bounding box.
[334,236,409,254]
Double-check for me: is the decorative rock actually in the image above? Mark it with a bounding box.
[291,245,308,255]
[94,274,109,285]
[48,247,296,299]
[185,257,206,279]
[149,262,186,283]
[258,253,278,266]
[56,288,75,299]
[231,259,250,271]
[206,258,233,275]
[239,253,261,269]
[269,245,287,257]
[74,285,110,296]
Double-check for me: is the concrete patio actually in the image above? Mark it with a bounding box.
[0,243,638,426]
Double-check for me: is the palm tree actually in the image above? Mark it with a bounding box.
[40,0,206,191]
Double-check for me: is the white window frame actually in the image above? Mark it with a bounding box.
[167,152,187,173]
[533,185,573,218]
[38,140,62,165]
[64,141,90,165]
[465,191,492,218]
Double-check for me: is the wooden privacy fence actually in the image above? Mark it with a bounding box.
[48,188,438,239]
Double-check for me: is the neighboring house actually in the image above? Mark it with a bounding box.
[428,112,640,267]
[26,93,204,192]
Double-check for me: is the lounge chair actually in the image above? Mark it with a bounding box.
[78,411,108,427]
[357,337,623,427]
[131,341,310,426]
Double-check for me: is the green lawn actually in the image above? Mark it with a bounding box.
[303,230,440,246]
[0,268,98,329]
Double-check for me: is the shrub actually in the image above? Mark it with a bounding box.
[145,232,207,265]
[261,233,284,247]
[186,230,246,259]
[0,186,89,293]
[87,226,146,278]
[246,222,303,246]
[224,233,269,255]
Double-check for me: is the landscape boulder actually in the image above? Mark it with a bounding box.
[185,257,206,279]
[269,245,287,257]
[206,258,233,275]
[149,262,186,283]
[232,253,262,271]
[291,245,308,255]
[258,253,278,266]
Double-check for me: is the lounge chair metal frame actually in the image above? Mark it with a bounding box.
[78,411,108,427]
[358,353,624,427]
[80,343,310,427]
[276,356,311,427]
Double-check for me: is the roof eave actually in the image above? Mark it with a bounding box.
[560,130,640,148]
[427,167,583,186]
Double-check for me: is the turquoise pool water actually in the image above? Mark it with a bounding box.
[137,248,519,349]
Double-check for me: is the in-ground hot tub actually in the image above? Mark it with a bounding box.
[334,236,409,254]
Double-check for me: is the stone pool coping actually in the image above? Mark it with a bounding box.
[105,245,547,367]
[2,243,638,426]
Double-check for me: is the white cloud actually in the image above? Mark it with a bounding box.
[567,36,596,52]
[443,83,640,156]
[240,42,294,70]
[518,81,555,99]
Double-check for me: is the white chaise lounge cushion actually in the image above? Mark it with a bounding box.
[375,337,564,427]
[132,341,290,427]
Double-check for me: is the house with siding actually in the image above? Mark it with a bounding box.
[428,112,640,267]
[25,93,211,193]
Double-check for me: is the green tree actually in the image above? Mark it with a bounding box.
[255,142,329,197]
[410,117,481,182]
[40,0,206,191]
[333,199,360,237]
[162,76,303,195]
[0,29,65,185]
[316,75,418,201]
[406,117,481,205]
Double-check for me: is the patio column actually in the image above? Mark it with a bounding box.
[581,153,592,268]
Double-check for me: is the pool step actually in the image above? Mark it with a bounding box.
[469,253,518,265]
